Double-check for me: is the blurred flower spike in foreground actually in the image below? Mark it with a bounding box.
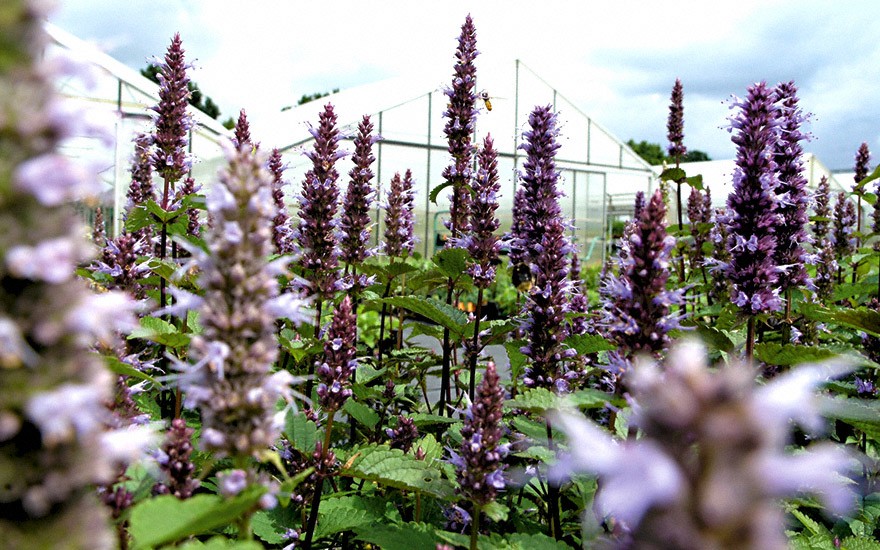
[550,340,858,550]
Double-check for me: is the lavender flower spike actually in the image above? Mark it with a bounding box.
[295,103,344,300]
[316,296,357,413]
[772,81,811,292]
[268,148,294,255]
[339,115,378,272]
[152,418,199,499]
[551,340,857,549]
[452,361,508,506]
[666,78,686,162]
[183,141,300,460]
[724,81,781,315]
[602,189,683,371]
[464,134,501,288]
[813,175,832,242]
[833,192,857,264]
[442,14,479,243]
[151,33,193,186]
[1,3,147,545]
[383,170,416,258]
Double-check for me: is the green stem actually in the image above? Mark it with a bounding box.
[470,503,482,550]
[304,299,323,399]
[545,420,562,540]
[303,411,336,550]
[746,316,756,363]
[468,287,484,403]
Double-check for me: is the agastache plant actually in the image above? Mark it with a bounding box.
[383,170,416,258]
[602,189,683,374]
[439,14,479,415]
[339,115,378,290]
[772,81,811,321]
[0,3,148,545]
[463,135,501,400]
[181,141,300,503]
[267,148,294,255]
[724,81,781,360]
[667,78,687,232]
[853,142,871,245]
[813,175,832,242]
[833,191,857,285]
[451,361,508,550]
[551,341,856,550]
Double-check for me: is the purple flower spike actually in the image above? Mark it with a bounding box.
[151,33,192,185]
[568,249,590,336]
[724,82,781,315]
[173,176,202,240]
[464,135,501,288]
[813,175,832,242]
[666,79,686,162]
[814,238,838,301]
[687,186,710,273]
[772,81,811,293]
[184,144,299,459]
[340,115,378,272]
[383,170,415,258]
[316,296,357,413]
[127,133,156,212]
[296,103,343,300]
[854,142,871,192]
[522,217,574,392]
[233,109,252,149]
[833,192,857,263]
[442,14,479,243]
[453,361,507,506]
[602,189,682,370]
[386,415,419,453]
[1,4,147,543]
[551,340,857,549]
[267,148,294,255]
[511,106,564,269]
[153,418,199,499]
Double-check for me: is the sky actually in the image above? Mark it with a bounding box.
[49,0,880,171]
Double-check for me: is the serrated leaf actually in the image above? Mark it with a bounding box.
[841,536,880,550]
[251,506,299,545]
[482,501,509,522]
[344,399,380,428]
[383,295,468,337]
[128,316,191,348]
[857,164,880,191]
[355,521,439,550]
[429,181,454,204]
[504,339,528,380]
[565,333,616,354]
[505,387,614,413]
[340,444,454,498]
[501,532,573,549]
[283,409,318,454]
[145,199,183,223]
[753,343,837,366]
[129,488,265,549]
[433,247,470,279]
[831,308,880,338]
[177,537,263,550]
[685,174,703,190]
[410,413,458,427]
[125,204,153,232]
[694,325,735,353]
[312,495,386,540]
[790,508,832,538]
[412,433,443,464]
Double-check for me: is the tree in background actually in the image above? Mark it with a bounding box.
[627,139,710,165]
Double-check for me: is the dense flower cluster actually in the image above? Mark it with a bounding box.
[452,361,507,506]
[316,296,357,413]
[813,175,832,242]
[724,82,781,315]
[267,148,294,255]
[707,208,733,305]
[666,79,686,161]
[152,418,199,499]
[442,14,479,242]
[150,33,193,186]
[182,142,301,459]
[296,103,344,300]
[386,415,419,453]
[552,341,856,549]
[339,116,378,272]
[772,81,810,292]
[603,189,683,371]
[0,4,147,545]
[462,135,501,288]
[510,106,564,268]
[833,191,857,264]
[568,250,590,336]
[383,170,415,258]
[687,186,711,276]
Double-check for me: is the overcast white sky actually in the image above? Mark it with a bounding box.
[49,0,880,170]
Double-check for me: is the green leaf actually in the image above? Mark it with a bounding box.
[790,508,832,539]
[344,399,380,428]
[340,444,454,498]
[504,339,528,380]
[383,295,468,337]
[143,257,178,282]
[129,488,265,549]
[145,199,183,223]
[694,325,735,353]
[753,343,837,366]
[102,356,159,386]
[314,495,386,540]
[429,181,454,204]
[564,333,616,355]
[840,536,880,550]
[659,167,686,182]
[412,433,443,464]
[432,247,470,279]
[250,505,299,544]
[283,409,318,454]
[177,537,263,550]
[125,204,152,232]
[831,308,880,338]
[355,521,440,550]
[499,532,573,550]
[409,413,458,427]
[483,501,509,522]
[857,164,880,191]
[685,174,704,190]
[506,387,614,413]
[127,316,191,348]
